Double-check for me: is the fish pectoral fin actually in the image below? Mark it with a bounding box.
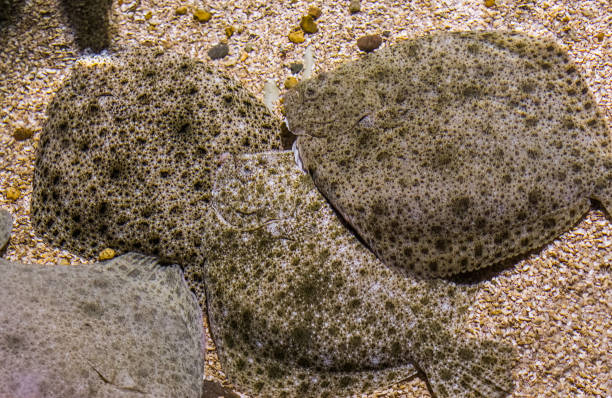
[415,336,516,398]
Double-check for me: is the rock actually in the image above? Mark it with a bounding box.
[289,62,303,74]
[485,0,495,7]
[58,0,113,51]
[31,47,281,265]
[349,0,361,13]
[302,45,314,78]
[356,34,382,52]
[0,253,205,398]
[193,9,212,22]
[299,15,318,34]
[98,247,116,260]
[284,76,298,89]
[12,126,33,141]
[5,187,20,201]
[244,43,254,52]
[288,29,305,44]
[175,5,188,15]
[208,43,229,60]
[0,210,12,251]
[263,79,280,113]
[307,5,321,19]
[284,31,612,278]
[224,25,235,38]
[201,151,515,398]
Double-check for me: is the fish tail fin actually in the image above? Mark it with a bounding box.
[415,334,516,398]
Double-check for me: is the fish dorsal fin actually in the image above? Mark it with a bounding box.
[99,253,186,292]
[0,209,12,252]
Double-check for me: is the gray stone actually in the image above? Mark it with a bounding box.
[208,43,229,60]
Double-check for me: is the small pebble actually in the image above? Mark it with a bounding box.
[284,76,299,89]
[484,0,495,7]
[208,43,229,60]
[308,5,322,19]
[144,11,152,20]
[225,25,235,38]
[595,32,604,41]
[300,15,318,34]
[289,62,303,74]
[98,248,116,261]
[382,30,391,38]
[5,187,20,201]
[13,126,33,141]
[244,43,254,52]
[357,34,382,52]
[349,0,361,13]
[175,6,188,15]
[193,9,212,22]
[288,30,305,44]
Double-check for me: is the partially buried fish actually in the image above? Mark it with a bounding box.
[198,151,515,398]
[284,31,612,277]
[0,248,205,398]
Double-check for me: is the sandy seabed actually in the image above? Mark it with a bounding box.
[0,0,610,397]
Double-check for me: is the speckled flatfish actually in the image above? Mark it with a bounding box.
[0,253,205,398]
[284,31,611,277]
[200,151,515,398]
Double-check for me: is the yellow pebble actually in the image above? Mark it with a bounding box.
[5,187,20,201]
[288,30,305,44]
[193,9,212,22]
[225,25,235,38]
[284,77,299,89]
[300,15,318,34]
[484,0,495,7]
[175,6,188,15]
[596,32,604,41]
[308,5,322,19]
[144,11,152,20]
[239,52,248,62]
[99,248,116,261]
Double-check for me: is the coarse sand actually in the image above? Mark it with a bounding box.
[0,0,610,397]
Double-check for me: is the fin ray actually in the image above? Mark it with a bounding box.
[414,333,516,398]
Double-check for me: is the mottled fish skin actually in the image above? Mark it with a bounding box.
[0,209,11,251]
[200,151,515,398]
[0,253,205,398]
[31,47,281,265]
[284,31,612,278]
